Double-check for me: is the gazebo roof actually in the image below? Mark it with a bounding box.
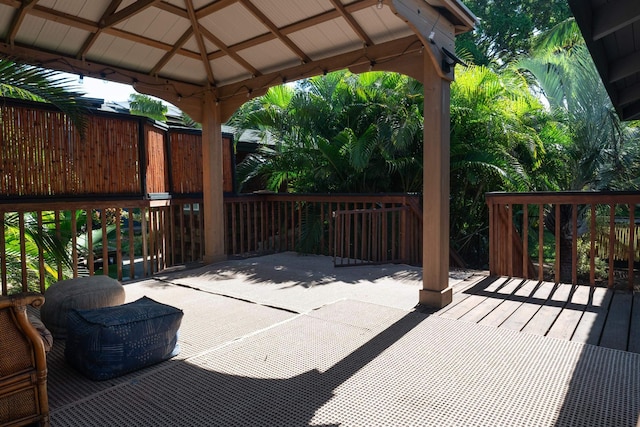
[569,0,640,121]
[0,0,475,120]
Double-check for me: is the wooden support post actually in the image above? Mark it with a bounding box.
[419,56,452,308]
[202,92,226,263]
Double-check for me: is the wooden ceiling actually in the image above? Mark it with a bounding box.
[569,0,640,121]
[0,0,475,120]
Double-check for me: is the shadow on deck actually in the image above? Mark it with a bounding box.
[46,254,640,426]
[439,275,640,353]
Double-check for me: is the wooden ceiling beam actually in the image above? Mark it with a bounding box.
[185,0,216,84]
[78,0,123,60]
[28,5,98,32]
[593,0,640,41]
[196,0,238,18]
[207,0,377,61]
[102,0,160,28]
[328,0,374,47]
[6,0,36,45]
[216,34,421,101]
[238,0,311,63]
[150,27,194,76]
[609,50,640,83]
[100,27,200,60]
[198,25,260,77]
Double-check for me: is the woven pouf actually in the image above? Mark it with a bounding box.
[65,296,183,380]
[40,276,125,339]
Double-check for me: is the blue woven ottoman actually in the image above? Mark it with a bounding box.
[65,296,183,381]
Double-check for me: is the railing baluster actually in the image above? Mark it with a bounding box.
[19,212,27,292]
[129,209,135,280]
[116,208,123,281]
[71,210,78,279]
[0,211,6,295]
[87,211,95,276]
[590,204,596,287]
[538,204,544,281]
[522,204,529,279]
[508,203,513,277]
[101,209,109,276]
[629,204,635,290]
[572,203,578,285]
[555,203,561,284]
[37,212,45,291]
[141,208,148,277]
[609,204,615,288]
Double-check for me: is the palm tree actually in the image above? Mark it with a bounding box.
[0,58,88,134]
[230,71,425,193]
[517,20,640,280]
[449,64,559,265]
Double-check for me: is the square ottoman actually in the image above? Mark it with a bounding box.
[65,296,183,381]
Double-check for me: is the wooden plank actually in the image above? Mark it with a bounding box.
[438,276,510,320]
[499,280,555,332]
[571,287,613,345]
[599,291,633,351]
[547,284,591,340]
[457,277,521,323]
[478,278,530,327]
[521,282,573,336]
[628,293,640,353]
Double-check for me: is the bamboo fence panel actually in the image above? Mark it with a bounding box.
[0,104,142,196]
[145,124,169,194]
[169,132,202,194]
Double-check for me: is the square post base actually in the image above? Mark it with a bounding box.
[418,287,453,309]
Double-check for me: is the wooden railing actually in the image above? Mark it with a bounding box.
[333,206,415,266]
[224,193,422,265]
[0,198,203,295]
[486,191,640,289]
[1,193,422,296]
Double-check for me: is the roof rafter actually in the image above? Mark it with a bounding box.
[592,0,640,41]
[207,0,378,61]
[150,27,194,76]
[78,0,123,60]
[6,0,35,45]
[198,25,260,78]
[327,0,374,47]
[238,0,311,64]
[102,0,161,28]
[185,0,215,85]
[195,0,237,18]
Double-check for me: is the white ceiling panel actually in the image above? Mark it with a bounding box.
[37,0,109,22]
[289,18,362,61]
[199,3,268,47]
[251,0,333,27]
[160,55,208,85]
[237,39,301,74]
[352,7,414,44]
[210,55,256,86]
[116,8,190,45]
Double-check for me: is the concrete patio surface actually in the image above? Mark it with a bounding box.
[47,253,640,426]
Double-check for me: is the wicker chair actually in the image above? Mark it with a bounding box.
[0,293,49,427]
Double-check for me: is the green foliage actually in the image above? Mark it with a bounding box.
[128,93,168,122]
[457,0,572,66]
[0,58,89,136]
[230,71,424,194]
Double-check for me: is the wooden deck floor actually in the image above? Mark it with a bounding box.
[437,275,640,354]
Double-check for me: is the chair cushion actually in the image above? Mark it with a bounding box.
[65,296,183,381]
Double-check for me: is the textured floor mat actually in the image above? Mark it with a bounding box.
[51,300,640,426]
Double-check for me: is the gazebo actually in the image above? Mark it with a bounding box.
[0,0,475,307]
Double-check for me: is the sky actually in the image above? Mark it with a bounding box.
[70,74,136,102]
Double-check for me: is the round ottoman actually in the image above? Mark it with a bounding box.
[41,276,125,339]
